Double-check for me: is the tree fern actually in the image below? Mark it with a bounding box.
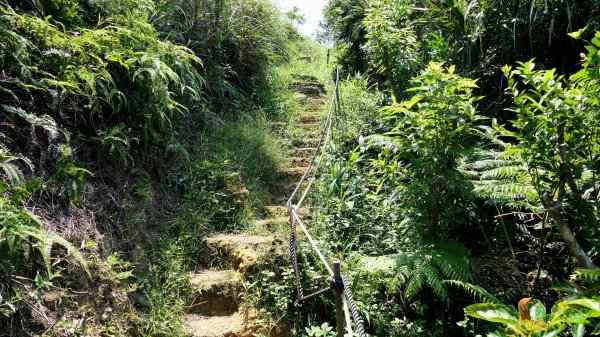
[461,149,540,211]
[361,239,474,304]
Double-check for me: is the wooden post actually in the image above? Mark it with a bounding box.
[333,261,344,337]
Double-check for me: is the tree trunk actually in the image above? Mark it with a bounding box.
[541,196,596,269]
[557,134,600,230]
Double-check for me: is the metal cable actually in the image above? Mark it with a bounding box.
[341,275,367,337]
[295,105,334,209]
[286,94,335,208]
[294,286,332,308]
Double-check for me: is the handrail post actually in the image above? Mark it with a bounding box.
[333,261,344,337]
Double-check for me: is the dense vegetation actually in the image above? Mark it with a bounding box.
[0,0,312,335]
[305,1,600,336]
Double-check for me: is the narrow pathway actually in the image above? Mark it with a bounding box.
[181,83,326,337]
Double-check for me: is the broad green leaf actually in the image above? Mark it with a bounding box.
[540,324,565,337]
[572,323,585,337]
[559,298,600,313]
[567,27,587,39]
[550,283,581,294]
[465,303,525,333]
[530,299,547,321]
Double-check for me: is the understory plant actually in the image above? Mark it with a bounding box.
[371,62,482,236]
[0,149,89,317]
[499,35,600,268]
[465,269,600,336]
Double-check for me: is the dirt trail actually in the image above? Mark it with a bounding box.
[181,85,327,337]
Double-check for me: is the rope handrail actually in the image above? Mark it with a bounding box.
[286,66,367,337]
[291,208,333,276]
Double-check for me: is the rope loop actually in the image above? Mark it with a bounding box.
[330,276,344,292]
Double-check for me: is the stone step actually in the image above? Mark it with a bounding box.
[278,166,312,181]
[264,205,309,218]
[287,156,311,166]
[299,115,318,124]
[267,180,309,198]
[182,312,245,337]
[299,119,323,127]
[291,137,320,147]
[204,234,286,273]
[182,312,290,337]
[293,126,322,136]
[250,217,289,230]
[188,270,241,315]
[293,147,318,156]
[306,97,327,105]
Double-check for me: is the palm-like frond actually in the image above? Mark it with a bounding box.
[461,149,540,211]
[443,280,501,304]
[361,239,474,304]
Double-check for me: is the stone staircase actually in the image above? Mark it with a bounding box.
[181,90,326,337]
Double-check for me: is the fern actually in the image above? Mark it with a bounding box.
[1,3,204,153]
[570,269,600,284]
[461,149,540,211]
[94,124,137,167]
[361,239,474,304]
[0,151,25,187]
[3,105,68,141]
[443,280,502,304]
[22,226,90,278]
[0,198,89,278]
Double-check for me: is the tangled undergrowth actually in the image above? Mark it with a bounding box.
[0,0,316,335]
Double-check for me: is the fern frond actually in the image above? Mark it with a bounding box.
[0,160,24,186]
[422,264,449,303]
[430,248,473,282]
[0,148,30,186]
[46,231,91,277]
[444,280,502,304]
[405,264,426,299]
[480,166,524,180]
[3,105,68,141]
[462,148,540,210]
[20,226,90,278]
[570,269,600,284]
[362,254,399,270]
[360,239,473,304]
